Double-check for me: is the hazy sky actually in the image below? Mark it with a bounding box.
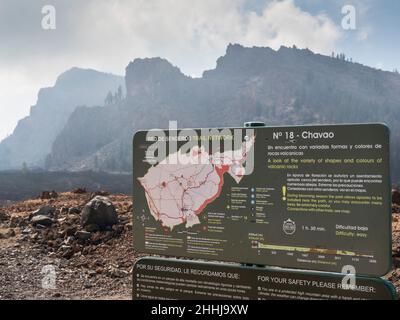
[0,0,399,141]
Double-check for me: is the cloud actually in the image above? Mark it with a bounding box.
[0,0,341,140]
[242,0,341,53]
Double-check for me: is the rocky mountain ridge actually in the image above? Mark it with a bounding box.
[2,44,400,180]
[49,44,400,179]
[0,68,124,170]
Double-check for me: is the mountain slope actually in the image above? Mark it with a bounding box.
[0,68,124,170]
[43,45,400,179]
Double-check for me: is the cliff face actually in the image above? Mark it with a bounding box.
[125,57,189,99]
[0,68,124,170]
[6,44,400,178]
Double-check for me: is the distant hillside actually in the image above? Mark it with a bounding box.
[0,68,124,170]
[45,44,400,180]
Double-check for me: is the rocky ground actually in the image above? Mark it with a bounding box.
[0,190,138,300]
[388,191,400,291]
[1,189,400,300]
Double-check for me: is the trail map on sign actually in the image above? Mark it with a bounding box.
[138,137,255,229]
[133,125,391,277]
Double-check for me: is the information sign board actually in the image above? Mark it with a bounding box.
[133,124,391,276]
[133,258,397,300]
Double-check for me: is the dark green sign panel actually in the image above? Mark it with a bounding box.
[133,124,391,276]
[133,258,397,300]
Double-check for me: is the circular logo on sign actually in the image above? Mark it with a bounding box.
[283,219,296,235]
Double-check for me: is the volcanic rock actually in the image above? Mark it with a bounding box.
[32,206,56,217]
[81,196,118,229]
[75,230,91,241]
[31,215,53,226]
[0,191,134,300]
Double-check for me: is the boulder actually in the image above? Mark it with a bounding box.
[32,206,56,217]
[75,230,91,241]
[31,215,53,226]
[81,196,118,229]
